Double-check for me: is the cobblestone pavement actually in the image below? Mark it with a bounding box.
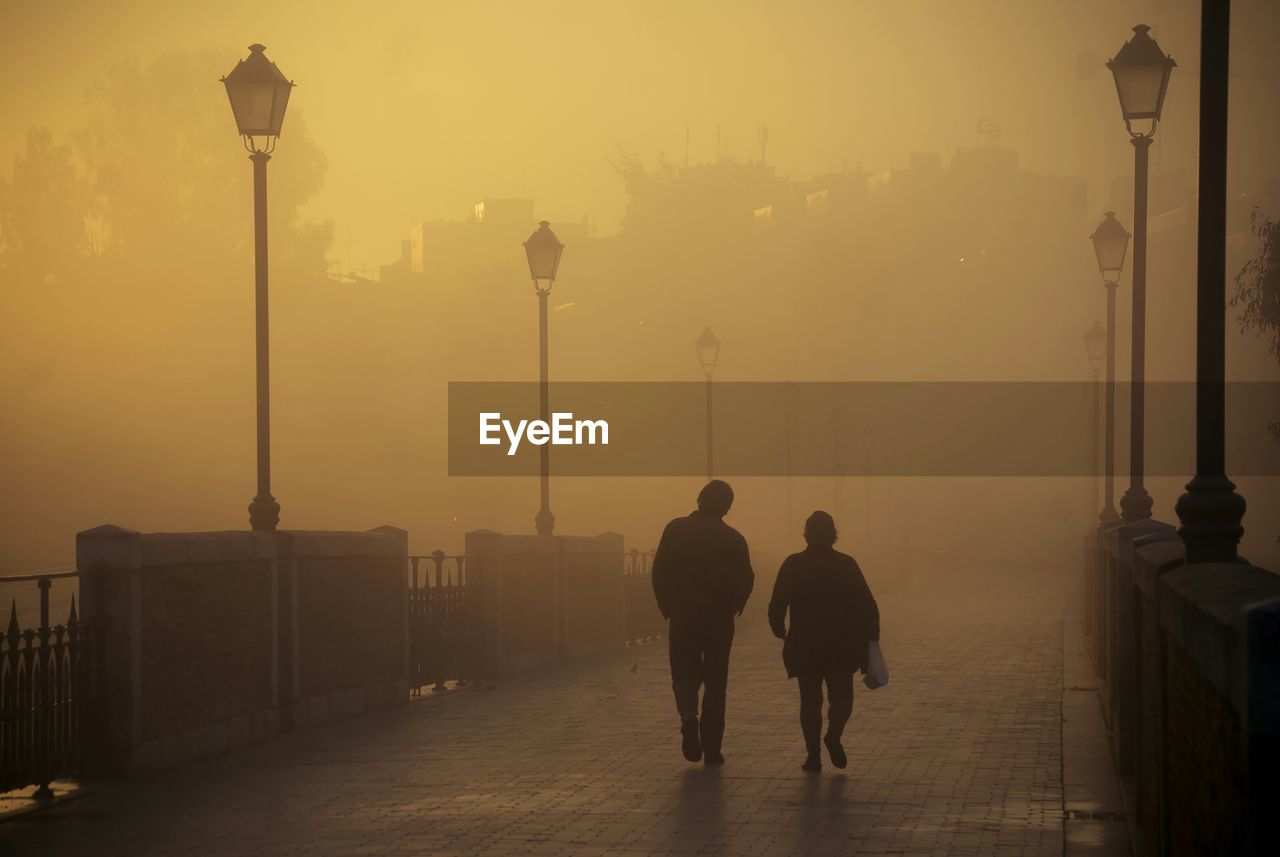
[3,576,1072,856]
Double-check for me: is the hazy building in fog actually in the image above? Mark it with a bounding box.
[615,145,1085,248]
[372,199,592,285]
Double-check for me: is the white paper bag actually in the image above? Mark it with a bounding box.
[863,641,889,689]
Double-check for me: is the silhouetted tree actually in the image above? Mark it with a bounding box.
[0,127,97,285]
[1233,208,1280,544]
[1234,209,1280,363]
[75,50,332,288]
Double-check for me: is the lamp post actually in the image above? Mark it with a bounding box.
[523,221,565,536]
[1107,25,1175,525]
[1090,211,1131,526]
[221,44,294,533]
[1175,0,1246,564]
[694,327,720,479]
[1083,321,1107,518]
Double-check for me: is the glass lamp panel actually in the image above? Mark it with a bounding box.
[525,243,561,281]
[1112,62,1168,120]
[268,79,292,135]
[226,81,278,136]
[1092,233,1129,275]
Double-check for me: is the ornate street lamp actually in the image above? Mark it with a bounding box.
[1083,320,1106,519]
[221,44,295,533]
[523,221,565,536]
[694,327,720,478]
[1083,321,1106,372]
[1106,25,1174,525]
[1090,212,1130,526]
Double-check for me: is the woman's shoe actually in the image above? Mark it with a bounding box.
[823,735,847,769]
[801,752,822,772]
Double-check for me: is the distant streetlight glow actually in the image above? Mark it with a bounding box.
[1083,321,1106,371]
[695,327,721,377]
[1107,24,1172,525]
[1090,212,1124,529]
[695,327,720,479]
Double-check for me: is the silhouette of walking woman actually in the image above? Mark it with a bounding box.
[768,511,880,772]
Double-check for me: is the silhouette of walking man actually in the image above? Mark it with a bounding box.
[652,480,754,765]
[769,511,880,772]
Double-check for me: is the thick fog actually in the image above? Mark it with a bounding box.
[2,0,1278,584]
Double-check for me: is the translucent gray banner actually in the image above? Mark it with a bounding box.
[447,382,1280,476]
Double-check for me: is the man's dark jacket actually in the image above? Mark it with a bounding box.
[651,511,754,620]
[768,546,880,677]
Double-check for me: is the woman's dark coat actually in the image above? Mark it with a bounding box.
[767,547,880,678]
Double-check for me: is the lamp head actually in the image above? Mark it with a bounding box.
[694,327,721,375]
[1106,25,1175,137]
[221,44,294,152]
[523,221,564,288]
[1090,211,1131,285]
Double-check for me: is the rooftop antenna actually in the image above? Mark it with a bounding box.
[759,124,769,164]
[684,125,690,166]
[716,124,721,162]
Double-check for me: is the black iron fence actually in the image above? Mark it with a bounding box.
[623,548,663,644]
[1,571,86,797]
[407,552,470,693]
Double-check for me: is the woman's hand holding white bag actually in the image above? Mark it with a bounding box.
[863,641,889,689]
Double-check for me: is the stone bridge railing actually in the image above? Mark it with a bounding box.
[77,525,410,775]
[1085,523,1280,856]
[33,525,658,786]
[461,530,661,676]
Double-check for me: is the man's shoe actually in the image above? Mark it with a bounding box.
[823,735,847,769]
[703,749,725,765]
[801,752,822,772]
[681,717,702,762]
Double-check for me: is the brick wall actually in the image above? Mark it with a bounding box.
[1164,634,1246,855]
[1137,591,1163,854]
[1088,532,1279,857]
[1158,561,1280,857]
[559,533,625,659]
[501,553,559,658]
[292,554,405,697]
[139,560,273,740]
[78,524,409,772]
[1131,537,1183,857]
[464,530,628,675]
